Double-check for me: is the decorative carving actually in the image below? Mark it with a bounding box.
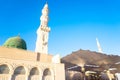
[11,63,17,70]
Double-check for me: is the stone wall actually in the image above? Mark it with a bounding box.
[0,58,61,80]
[0,47,52,63]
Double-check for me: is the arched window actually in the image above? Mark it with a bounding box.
[43,68,51,76]
[14,66,25,75]
[0,64,10,74]
[42,68,53,80]
[29,67,40,80]
[12,66,26,80]
[30,67,39,75]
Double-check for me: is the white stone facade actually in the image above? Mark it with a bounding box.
[35,3,50,54]
[0,58,54,80]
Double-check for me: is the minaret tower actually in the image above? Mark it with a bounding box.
[35,3,50,54]
[96,38,103,53]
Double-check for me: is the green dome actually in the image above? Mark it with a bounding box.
[3,36,27,50]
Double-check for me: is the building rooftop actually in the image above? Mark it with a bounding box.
[3,36,27,50]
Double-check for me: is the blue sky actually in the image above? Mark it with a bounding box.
[0,0,120,57]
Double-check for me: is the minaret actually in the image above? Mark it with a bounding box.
[35,3,50,54]
[96,38,103,53]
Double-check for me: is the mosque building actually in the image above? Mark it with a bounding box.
[0,3,65,80]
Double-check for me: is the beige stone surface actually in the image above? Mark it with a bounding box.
[0,47,53,63]
[0,47,65,80]
[54,64,65,80]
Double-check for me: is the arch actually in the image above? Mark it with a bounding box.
[0,64,13,80]
[12,66,26,80]
[28,67,41,80]
[30,67,39,75]
[0,64,10,74]
[0,63,13,74]
[42,68,54,80]
[14,66,26,75]
[43,68,51,76]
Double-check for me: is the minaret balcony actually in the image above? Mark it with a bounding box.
[40,26,50,32]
